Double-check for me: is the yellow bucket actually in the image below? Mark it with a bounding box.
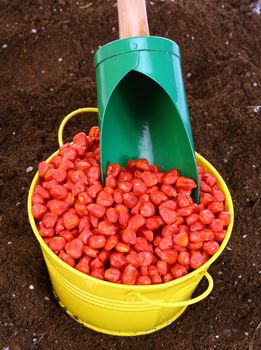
[27,108,234,336]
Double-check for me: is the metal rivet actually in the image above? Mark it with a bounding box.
[130,42,137,49]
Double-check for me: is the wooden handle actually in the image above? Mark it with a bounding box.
[117,0,150,39]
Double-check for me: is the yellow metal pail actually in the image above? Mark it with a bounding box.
[27,108,234,336]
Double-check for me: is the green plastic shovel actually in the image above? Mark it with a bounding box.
[94,0,199,201]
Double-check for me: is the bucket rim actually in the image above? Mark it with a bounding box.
[27,151,234,291]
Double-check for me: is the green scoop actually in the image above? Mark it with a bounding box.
[94,0,199,201]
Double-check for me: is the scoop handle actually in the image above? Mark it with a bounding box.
[117,0,150,39]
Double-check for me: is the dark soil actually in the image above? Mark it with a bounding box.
[0,0,260,349]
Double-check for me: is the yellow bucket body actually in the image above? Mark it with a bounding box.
[27,108,234,336]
